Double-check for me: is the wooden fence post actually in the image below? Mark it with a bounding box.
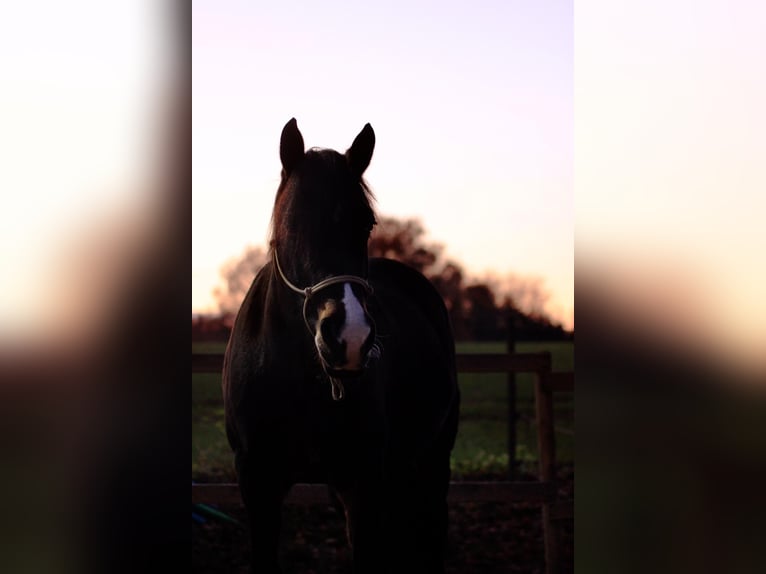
[506,314,518,480]
[536,366,558,574]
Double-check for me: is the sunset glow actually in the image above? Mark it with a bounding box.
[192,1,574,329]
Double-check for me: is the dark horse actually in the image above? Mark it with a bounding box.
[222,119,460,573]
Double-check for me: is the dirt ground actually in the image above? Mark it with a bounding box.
[192,468,572,574]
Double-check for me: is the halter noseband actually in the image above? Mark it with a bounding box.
[273,250,374,401]
[273,250,373,331]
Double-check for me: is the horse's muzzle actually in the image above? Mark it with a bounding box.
[314,283,376,374]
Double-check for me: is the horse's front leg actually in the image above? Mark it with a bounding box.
[338,477,386,574]
[235,451,291,574]
[333,434,387,573]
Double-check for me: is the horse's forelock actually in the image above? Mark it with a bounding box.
[270,149,376,249]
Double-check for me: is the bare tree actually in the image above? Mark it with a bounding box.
[213,245,267,315]
[210,217,564,339]
[478,272,552,319]
[369,216,443,275]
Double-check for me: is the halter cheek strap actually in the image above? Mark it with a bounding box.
[273,250,374,401]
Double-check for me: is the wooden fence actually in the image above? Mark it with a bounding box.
[192,350,573,574]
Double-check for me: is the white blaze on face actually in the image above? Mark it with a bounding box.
[339,282,370,369]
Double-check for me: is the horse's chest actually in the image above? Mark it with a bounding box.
[289,408,357,481]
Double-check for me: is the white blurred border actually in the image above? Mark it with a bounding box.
[576,0,766,379]
[0,1,173,345]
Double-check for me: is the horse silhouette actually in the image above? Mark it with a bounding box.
[223,118,460,573]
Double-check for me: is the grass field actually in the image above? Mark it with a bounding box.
[192,341,573,481]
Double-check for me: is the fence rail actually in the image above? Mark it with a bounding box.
[192,349,572,574]
[192,351,554,374]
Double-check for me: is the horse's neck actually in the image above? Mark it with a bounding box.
[265,269,313,343]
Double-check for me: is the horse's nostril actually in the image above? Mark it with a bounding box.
[318,315,340,344]
[319,318,330,342]
[361,327,374,353]
[316,314,346,367]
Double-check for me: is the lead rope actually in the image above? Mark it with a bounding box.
[273,251,371,401]
[329,378,345,401]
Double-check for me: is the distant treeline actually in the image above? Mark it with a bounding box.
[204,216,573,343]
[191,306,571,343]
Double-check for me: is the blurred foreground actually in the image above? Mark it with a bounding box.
[576,261,766,574]
[0,3,187,573]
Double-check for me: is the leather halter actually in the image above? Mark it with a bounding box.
[273,250,373,401]
[273,250,373,334]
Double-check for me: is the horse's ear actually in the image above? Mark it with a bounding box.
[346,123,375,177]
[280,118,305,175]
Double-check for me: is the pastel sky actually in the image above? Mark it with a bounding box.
[192,0,574,328]
[576,1,766,370]
[0,1,169,339]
